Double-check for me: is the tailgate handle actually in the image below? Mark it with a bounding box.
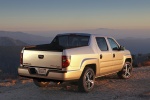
[38,55,44,59]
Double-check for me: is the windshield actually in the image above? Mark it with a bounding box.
[51,35,90,48]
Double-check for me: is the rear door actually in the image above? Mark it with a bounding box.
[96,37,113,75]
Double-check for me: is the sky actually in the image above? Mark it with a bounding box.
[0,0,150,32]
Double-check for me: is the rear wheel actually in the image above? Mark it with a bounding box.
[33,79,50,87]
[117,62,132,79]
[78,67,95,92]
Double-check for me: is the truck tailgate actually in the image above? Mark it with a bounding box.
[23,50,62,69]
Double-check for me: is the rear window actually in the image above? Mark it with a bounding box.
[51,35,90,48]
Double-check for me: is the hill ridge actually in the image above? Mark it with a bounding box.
[0,37,27,46]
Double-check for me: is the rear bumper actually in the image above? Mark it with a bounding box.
[18,67,81,81]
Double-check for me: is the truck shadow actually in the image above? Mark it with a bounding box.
[43,74,120,93]
[43,82,79,93]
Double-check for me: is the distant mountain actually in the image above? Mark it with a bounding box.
[0,30,150,54]
[0,37,27,46]
[0,31,52,45]
[83,28,150,39]
[117,38,150,54]
[73,28,150,54]
[39,28,150,39]
[0,46,23,77]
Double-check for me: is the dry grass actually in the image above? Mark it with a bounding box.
[0,78,33,87]
[21,79,33,84]
[142,60,150,66]
[0,79,17,87]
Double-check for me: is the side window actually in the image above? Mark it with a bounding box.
[108,38,119,50]
[96,37,108,51]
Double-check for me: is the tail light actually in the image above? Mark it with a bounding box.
[62,56,71,68]
[20,53,23,65]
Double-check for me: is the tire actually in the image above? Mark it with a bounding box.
[117,62,132,79]
[78,67,95,92]
[33,79,50,87]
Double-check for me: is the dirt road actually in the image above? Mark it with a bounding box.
[0,67,150,100]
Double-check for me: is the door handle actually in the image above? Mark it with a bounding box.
[100,54,103,59]
[113,54,115,58]
[38,55,44,59]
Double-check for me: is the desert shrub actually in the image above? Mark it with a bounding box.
[142,61,150,66]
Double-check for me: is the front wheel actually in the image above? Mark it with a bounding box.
[117,62,132,79]
[78,67,95,92]
[33,79,50,87]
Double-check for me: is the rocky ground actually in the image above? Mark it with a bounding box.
[0,66,150,100]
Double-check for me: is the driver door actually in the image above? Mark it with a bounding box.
[107,38,124,71]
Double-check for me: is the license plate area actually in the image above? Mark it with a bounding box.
[37,68,47,75]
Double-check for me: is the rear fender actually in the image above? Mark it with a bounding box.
[80,58,99,77]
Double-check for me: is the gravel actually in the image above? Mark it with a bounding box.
[0,66,150,100]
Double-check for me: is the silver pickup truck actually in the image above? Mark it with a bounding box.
[18,33,132,92]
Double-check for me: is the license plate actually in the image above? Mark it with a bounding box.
[38,68,47,75]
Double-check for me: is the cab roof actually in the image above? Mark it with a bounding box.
[57,33,113,38]
[57,33,91,36]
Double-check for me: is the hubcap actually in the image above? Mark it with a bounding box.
[85,70,94,90]
[123,63,132,78]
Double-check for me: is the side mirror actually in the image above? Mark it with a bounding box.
[113,47,119,51]
[112,46,125,51]
[119,46,125,51]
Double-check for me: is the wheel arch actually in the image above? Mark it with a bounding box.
[123,54,133,65]
[80,58,99,77]
[125,58,132,63]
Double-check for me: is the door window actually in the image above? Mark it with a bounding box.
[108,38,119,50]
[96,37,108,51]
